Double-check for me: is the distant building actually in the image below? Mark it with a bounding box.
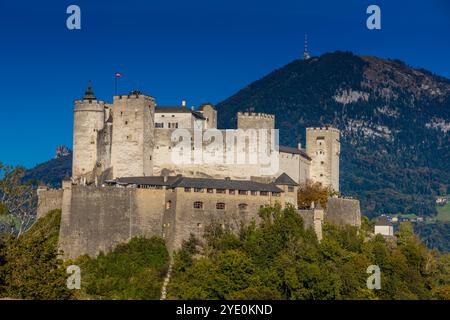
[55,145,71,159]
[436,197,448,206]
[374,216,394,236]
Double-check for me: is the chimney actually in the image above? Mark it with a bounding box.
[182,100,186,108]
[163,175,168,183]
[298,143,302,150]
[191,106,194,111]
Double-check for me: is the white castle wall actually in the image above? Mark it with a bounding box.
[71,88,339,190]
[278,152,311,186]
[152,128,278,179]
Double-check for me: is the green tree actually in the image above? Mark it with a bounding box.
[73,236,169,300]
[0,163,37,236]
[1,209,72,299]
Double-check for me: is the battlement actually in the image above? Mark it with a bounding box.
[237,112,275,119]
[113,91,155,102]
[74,99,107,111]
[306,126,340,134]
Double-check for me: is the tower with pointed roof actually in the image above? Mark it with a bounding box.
[72,81,107,181]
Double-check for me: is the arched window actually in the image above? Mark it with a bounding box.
[238,203,248,210]
[216,202,226,210]
[166,201,172,209]
[193,201,203,209]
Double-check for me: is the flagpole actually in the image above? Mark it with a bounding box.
[115,76,117,95]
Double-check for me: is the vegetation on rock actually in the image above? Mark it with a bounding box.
[168,205,450,300]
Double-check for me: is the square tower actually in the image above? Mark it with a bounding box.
[306,127,340,192]
[110,91,155,178]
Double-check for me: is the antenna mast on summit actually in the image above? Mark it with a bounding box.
[303,34,311,60]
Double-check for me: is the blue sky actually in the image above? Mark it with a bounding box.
[0,0,449,168]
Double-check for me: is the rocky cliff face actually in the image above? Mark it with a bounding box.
[216,51,450,217]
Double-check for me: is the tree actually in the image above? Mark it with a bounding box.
[0,163,37,236]
[297,180,330,209]
[1,210,72,299]
[168,205,450,300]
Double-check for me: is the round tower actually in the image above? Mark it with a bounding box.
[72,81,106,180]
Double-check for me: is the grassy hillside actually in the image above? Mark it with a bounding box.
[437,203,450,222]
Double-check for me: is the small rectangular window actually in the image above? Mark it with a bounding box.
[184,187,191,192]
[216,202,226,210]
[194,188,204,193]
[229,189,235,195]
[193,202,203,209]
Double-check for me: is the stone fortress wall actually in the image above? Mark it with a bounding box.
[37,187,63,219]
[58,181,165,260]
[38,182,361,259]
[36,84,359,260]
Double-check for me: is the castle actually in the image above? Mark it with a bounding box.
[37,83,360,259]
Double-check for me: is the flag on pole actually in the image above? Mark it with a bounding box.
[114,72,122,94]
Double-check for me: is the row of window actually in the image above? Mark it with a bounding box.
[193,201,248,210]
[183,187,281,196]
[136,185,292,193]
[155,122,179,128]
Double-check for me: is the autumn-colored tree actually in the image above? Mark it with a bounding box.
[297,180,330,209]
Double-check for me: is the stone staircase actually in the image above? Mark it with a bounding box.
[160,262,173,300]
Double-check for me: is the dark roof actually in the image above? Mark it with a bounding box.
[274,173,299,186]
[191,111,206,120]
[375,216,392,226]
[83,81,96,101]
[279,146,311,161]
[156,106,191,113]
[106,113,113,123]
[171,177,283,192]
[113,176,283,192]
[155,106,206,120]
[115,176,180,186]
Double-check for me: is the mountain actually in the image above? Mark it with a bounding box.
[23,153,72,188]
[216,51,450,218]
